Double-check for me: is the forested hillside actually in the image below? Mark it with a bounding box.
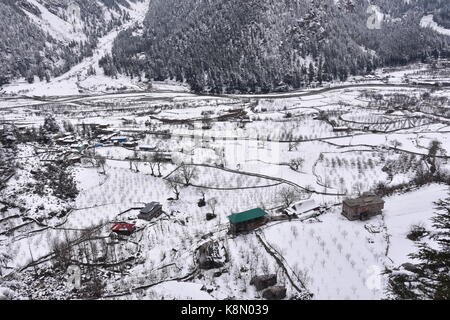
[0,0,143,86]
[110,0,450,93]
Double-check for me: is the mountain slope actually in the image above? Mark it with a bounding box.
[110,0,450,93]
[0,0,144,85]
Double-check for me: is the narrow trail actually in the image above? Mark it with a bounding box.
[2,81,448,110]
[255,230,312,299]
[166,163,347,197]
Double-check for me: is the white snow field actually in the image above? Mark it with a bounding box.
[1,56,450,300]
[421,15,450,37]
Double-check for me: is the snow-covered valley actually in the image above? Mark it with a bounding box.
[1,0,450,302]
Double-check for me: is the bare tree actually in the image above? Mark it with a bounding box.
[166,174,182,200]
[153,152,166,177]
[97,156,106,175]
[143,154,157,176]
[289,157,305,172]
[207,198,218,215]
[289,141,300,152]
[277,186,304,209]
[179,164,199,186]
[390,139,402,151]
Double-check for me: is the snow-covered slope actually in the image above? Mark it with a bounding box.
[421,14,450,37]
[21,0,87,42]
[2,0,150,96]
[0,0,148,87]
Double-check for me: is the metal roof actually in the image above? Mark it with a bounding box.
[111,223,135,232]
[228,208,268,224]
[140,202,162,214]
[343,193,384,208]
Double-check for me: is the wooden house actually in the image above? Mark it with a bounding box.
[228,208,269,235]
[111,223,136,236]
[138,202,163,221]
[342,193,385,221]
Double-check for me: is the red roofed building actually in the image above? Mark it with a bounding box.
[111,223,136,236]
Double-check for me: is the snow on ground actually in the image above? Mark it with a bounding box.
[383,183,449,265]
[261,184,449,300]
[421,15,450,37]
[1,61,449,299]
[23,0,87,42]
[2,0,150,97]
[263,210,386,300]
[144,281,214,300]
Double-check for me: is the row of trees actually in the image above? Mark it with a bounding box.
[32,161,79,201]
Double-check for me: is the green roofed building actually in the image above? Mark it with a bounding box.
[228,208,269,235]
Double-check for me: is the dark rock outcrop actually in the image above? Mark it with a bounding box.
[262,286,287,300]
[250,274,277,291]
[197,241,227,270]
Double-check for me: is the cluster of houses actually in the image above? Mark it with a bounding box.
[110,193,385,238]
[226,193,385,236]
[110,202,163,237]
[53,123,172,158]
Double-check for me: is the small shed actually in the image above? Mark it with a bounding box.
[111,223,136,236]
[123,141,138,148]
[138,202,163,221]
[333,126,350,132]
[342,193,385,221]
[111,136,128,144]
[285,199,320,216]
[228,208,269,235]
[139,145,156,152]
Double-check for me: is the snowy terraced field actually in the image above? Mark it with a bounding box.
[1,62,450,300]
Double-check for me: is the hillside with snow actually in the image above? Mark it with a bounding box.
[0,0,147,87]
[0,0,449,304]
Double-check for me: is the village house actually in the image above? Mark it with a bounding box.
[111,136,128,144]
[228,208,269,235]
[342,193,385,221]
[56,137,78,146]
[284,199,320,216]
[154,152,172,163]
[111,223,136,236]
[122,141,138,148]
[139,145,156,152]
[70,142,88,152]
[138,202,163,221]
[97,124,110,129]
[333,126,351,132]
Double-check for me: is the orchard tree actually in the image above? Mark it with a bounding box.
[179,164,199,186]
[207,198,218,215]
[277,186,305,209]
[166,177,181,200]
[289,157,305,172]
[97,156,106,175]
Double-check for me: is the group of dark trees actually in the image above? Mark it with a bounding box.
[32,161,79,201]
[423,0,450,28]
[108,0,450,93]
[0,0,142,84]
